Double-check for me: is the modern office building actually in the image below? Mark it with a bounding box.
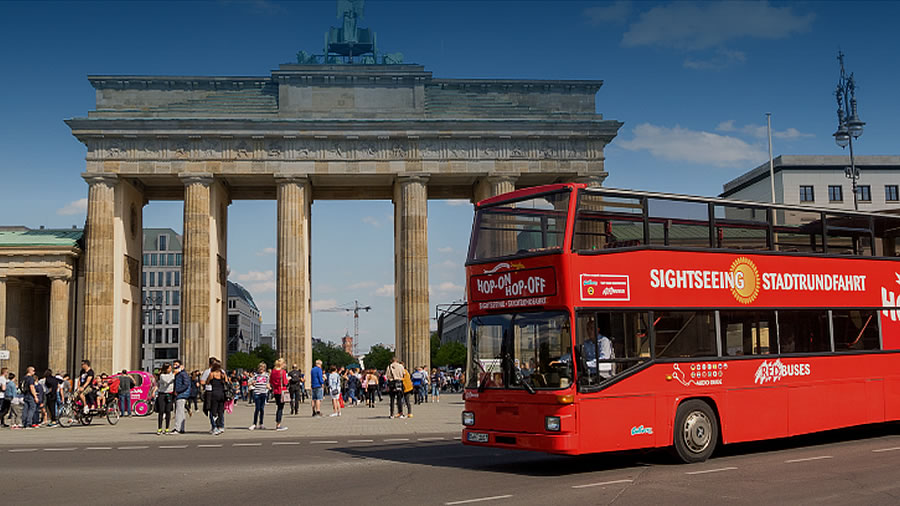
[722,155,900,212]
[141,228,182,371]
[227,280,261,354]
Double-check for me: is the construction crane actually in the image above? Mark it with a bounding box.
[316,300,372,357]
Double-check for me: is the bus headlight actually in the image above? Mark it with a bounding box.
[462,411,475,426]
[545,416,561,432]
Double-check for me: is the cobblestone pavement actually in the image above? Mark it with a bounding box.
[0,395,464,446]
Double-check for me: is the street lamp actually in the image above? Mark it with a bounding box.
[833,51,865,210]
[143,295,163,372]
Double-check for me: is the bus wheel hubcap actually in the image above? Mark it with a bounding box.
[683,411,711,453]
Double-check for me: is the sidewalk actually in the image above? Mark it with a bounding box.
[0,395,464,447]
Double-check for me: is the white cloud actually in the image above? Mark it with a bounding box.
[316,284,336,294]
[234,270,274,282]
[56,198,87,216]
[445,199,470,207]
[622,1,814,50]
[437,246,454,254]
[374,284,394,297]
[438,260,457,269]
[312,299,338,311]
[349,280,376,290]
[716,121,814,140]
[249,281,276,294]
[618,123,767,168]
[256,247,276,256]
[683,48,746,70]
[585,1,631,25]
[362,216,380,228]
[435,281,463,292]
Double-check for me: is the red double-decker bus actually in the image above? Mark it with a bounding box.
[461,183,900,462]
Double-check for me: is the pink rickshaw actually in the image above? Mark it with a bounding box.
[120,370,156,416]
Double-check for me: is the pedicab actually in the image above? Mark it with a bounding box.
[123,370,156,416]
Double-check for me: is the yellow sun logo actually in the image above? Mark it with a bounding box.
[730,257,760,304]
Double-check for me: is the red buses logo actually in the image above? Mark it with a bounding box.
[730,257,760,304]
[580,274,630,301]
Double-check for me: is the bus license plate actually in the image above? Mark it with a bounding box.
[467,432,489,443]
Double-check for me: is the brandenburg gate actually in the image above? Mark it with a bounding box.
[66,61,621,374]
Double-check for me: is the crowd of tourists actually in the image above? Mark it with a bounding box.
[0,356,465,434]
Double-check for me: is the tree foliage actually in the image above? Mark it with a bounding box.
[312,340,355,368]
[430,331,441,364]
[227,352,261,372]
[363,344,393,371]
[434,341,466,368]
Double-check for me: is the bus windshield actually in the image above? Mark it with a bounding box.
[467,311,573,391]
[469,190,570,262]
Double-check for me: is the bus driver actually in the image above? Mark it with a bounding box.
[583,318,615,379]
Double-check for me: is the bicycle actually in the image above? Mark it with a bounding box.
[58,395,120,427]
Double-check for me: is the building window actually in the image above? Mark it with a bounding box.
[165,291,170,305]
[155,328,163,343]
[175,254,182,266]
[799,186,815,202]
[158,234,167,251]
[171,328,179,343]
[174,271,180,287]
[857,185,872,202]
[142,272,147,287]
[149,272,155,287]
[168,253,175,266]
[172,291,180,305]
[828,185,843,202]
[143,254,149,265]
[886,185,899,202]
[172,309,179,325]
[166,271,172,287]
[150,254,157,266]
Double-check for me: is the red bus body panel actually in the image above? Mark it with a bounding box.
[463,184,900,455]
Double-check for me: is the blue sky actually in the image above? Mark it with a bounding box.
[2,1,899,351]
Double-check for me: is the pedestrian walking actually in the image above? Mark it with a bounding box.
[155,363,175,435]
[270,359,289,430]
[365,369,379,408]
[0,367,9,427]
[288,364,303,415]
[401,363,414,418]
[385,357,405,418]
[118,370,133,416]
[207,361,228,435]
[249,362,269,430]
[22,367,39,429]
[173,360,190,433]
[412,366,425,404]
[6,374,22,429]
[310,359,324,417]
[327,365,342,417]
[43,369,60,426]
[188,370,200,414]
[431,368,441,402]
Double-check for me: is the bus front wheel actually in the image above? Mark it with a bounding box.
[673,399,718,464]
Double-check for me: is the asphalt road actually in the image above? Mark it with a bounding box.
[5,423,900,505]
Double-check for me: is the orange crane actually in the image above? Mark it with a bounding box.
[316,300,372,357]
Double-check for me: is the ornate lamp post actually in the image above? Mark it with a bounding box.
[833,51,865,210]
[143,295,162,372]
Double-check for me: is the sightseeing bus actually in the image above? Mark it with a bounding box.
[461,182,900,462]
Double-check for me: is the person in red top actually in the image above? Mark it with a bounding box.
[269,358,289,431]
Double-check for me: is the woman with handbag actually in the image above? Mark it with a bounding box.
[249,362,269,431]
[269,358,289,431]
[155,363,175,435]
[207,361,229,435]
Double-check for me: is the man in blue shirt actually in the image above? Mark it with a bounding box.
[310,360,324,417]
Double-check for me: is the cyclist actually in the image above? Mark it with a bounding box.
[75,360,96,414]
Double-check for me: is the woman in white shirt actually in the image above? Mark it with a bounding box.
[328,365,342,417]
[249,362,269,430]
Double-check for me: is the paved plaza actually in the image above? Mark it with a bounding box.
[0,395,464,447]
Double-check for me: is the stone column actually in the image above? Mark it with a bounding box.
[181,174,213,372]
[473,175,517,204]
[83,174,117,373]
[473,176,518,257]
[0,276,6,373]
[394,175,430,371]
[48,275,71,373]
[276,176,312,377]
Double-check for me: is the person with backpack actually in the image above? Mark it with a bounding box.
[288,364,303,415]
[173,360,191,433]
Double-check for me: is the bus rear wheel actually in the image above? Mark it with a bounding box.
[673,399,718,464]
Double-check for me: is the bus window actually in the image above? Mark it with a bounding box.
[575,311,650,387]
[647,199,711,249]
[573,193,644,251]
[714,204,770,251]
[510,312,572,390]
[826,214,874,256]
[468,315,506,389]
[654,311,718,358]
[832,309,880,351]
[719,311,776,356]
[470,191,569,261]
[773,210,823,253]
[777,310,830,353]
